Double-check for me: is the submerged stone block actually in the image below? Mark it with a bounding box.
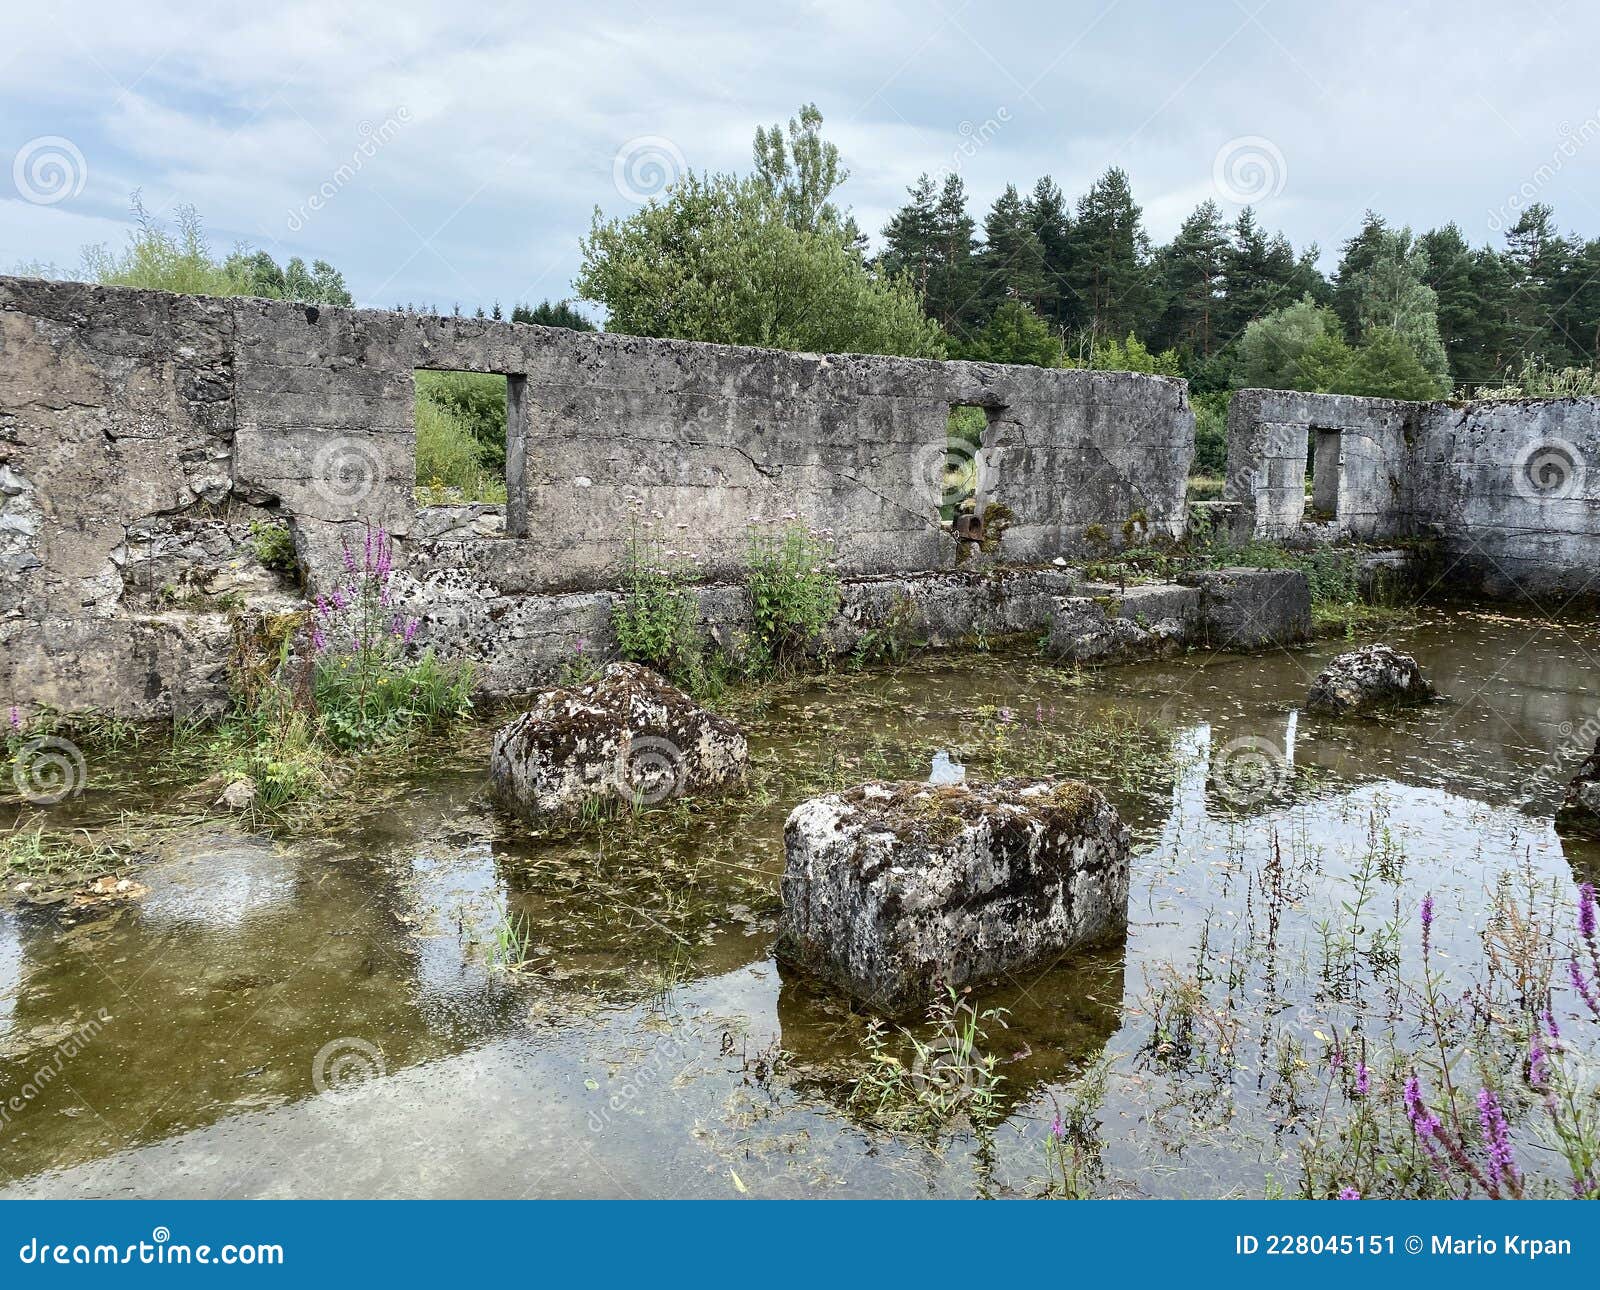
[1306,644,1438,715]
[1044,596,1180,663]
[489,662,748,822]
[777,778,1131,1012]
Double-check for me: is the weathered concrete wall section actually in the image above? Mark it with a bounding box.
[0,279,278,714]
[1413,398,1600,598]
[1225,387,1600,598]
[1223,389,1412,542]
[0,275,1194,715]
[511,339,1193,585]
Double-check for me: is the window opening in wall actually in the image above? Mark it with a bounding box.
[943,404,992,537]
[1307,426,1341,521]
[414,370,524,539]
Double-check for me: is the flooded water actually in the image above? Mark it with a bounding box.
[2,607,1597,1198]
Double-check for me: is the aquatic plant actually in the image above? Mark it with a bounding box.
[611,510,713,694]
[1040,1056,1112,1199]
[174,523,472,819]
[1298,883,1600,1199]
[848,987,1007,1133]
[308,528,471,749]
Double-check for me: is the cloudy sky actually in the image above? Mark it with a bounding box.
[4,0,1598,315]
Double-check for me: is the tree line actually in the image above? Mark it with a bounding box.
[38,104,1600,477]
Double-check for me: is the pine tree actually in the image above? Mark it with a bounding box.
[927,172,979,336]
[512,300,597,331]
[1150,200,1228,356]
[975,183,1051,317]
[880,174,940,301]
[1218,208,1301,341]
[1066,167,1151,343]
[1550,237,1600,364]
[1504,204,1572,362]
[1025,176,1076,330]
[1332,212,1390,339]
[1419,224,1506,384]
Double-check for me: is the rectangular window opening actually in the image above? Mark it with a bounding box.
[942,404,994,533]
[413,370,524,539]
[1307,426,1341,521]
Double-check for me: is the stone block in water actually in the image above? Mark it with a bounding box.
[1178,567,1313,650]
[777,778,1130,1012]
[1306,644,1438,715]
[490,662,748,821]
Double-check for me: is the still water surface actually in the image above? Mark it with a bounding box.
[2,608,1596,1197]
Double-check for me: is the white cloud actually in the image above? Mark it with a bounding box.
[2,0,1598,307]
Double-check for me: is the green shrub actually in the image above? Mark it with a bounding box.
[744,520,841,673]
[414,370,508,469]
[414,396,505,503]
[1192,390,1229,476]
[611,519,707,691]
[247,519,297,574]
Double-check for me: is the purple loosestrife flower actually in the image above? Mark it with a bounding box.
[1355,1061,1370,1096]
[1569,959,1599,1017]
[1404,1075,1440,1139]
[1529,1041,1549,1090]
[1050,1115,1065,1140]
[7,705,21,732]
[1544,1008,1561,1042]
[311,626,327,653]
[1420,893,1434,956]
[1580,883,1597,943]
[1476,1088,1517,1188]
[403,618,418,645]
[1337,1187,1360,1200]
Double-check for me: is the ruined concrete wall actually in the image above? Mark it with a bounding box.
[1413,398,1600,598]
[1223,390,1412,541]
[0,275,1193,715]
[1225,387,1600,598]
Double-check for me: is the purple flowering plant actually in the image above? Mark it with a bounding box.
[1301,884,1598,1199]
[304,525,471,749]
